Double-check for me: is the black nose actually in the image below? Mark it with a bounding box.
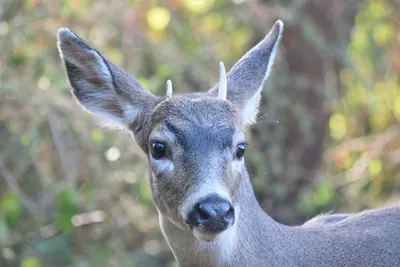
[187,194,235,232]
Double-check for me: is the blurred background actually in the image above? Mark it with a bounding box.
[1,0,400,266]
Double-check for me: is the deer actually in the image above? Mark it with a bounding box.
[57,20,400,267]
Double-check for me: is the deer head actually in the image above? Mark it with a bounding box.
[57,21,283,242]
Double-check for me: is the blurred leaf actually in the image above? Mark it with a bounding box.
[20,133,32,147]
[134,184,153,204]
[1,192,22,227]
[199,13,223,37]
[104,48,124,66]
[156,63,173,79]
[147,7,171,32]
[90,129,105,144]
[313,183,334,207]
[90,246,112,266]
[32,233,73,265]
[1,0,400,265]
[55,189,79,232]
[394,96,400,121]
[10,53,27,67]
[184,0,214,14]
[298,183,334,216]
[229,27,251,54]
[367,0,391,19]
[329,113,347,141]
[21,257,43,267]
[369,159,383,176]
[334,153,352,169]
[373,23,395,46]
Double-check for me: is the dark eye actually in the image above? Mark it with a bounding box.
[151,141,166,159]
[236,144,246,159]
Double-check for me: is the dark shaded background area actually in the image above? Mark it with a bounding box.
[1,0,399,266]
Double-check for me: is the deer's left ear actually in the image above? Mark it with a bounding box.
[57,28,159,150]
[209,20,284,126]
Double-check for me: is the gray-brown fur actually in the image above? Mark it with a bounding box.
[57,21,400,267]
[148,96,243,231]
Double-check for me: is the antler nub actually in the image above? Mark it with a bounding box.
[217,61,227,100]
[166,80,173,99]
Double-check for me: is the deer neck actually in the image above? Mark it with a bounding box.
[158,171,295,267]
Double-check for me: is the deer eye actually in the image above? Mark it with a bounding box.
[236,144,246,159]
[151,141,166,159]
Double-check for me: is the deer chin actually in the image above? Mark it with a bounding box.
[193,228,221,242]
[193,224,237,245]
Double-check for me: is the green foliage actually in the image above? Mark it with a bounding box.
[298,183,334,215]
[0,0,399,265]
[89,245,113,266]
[327,0,400,205]
[55,189,79,232]
[31,234,73,265]
[21,257,43,267]
[1,192,22,227]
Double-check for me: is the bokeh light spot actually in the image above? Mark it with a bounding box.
[144,239,160,255]
[329,113,347,141]
[0,22,9,35]
[394,96,400,121]
[369,159,382,176]
[38,76,50,90]
[147,7,171,31]
[184,0,214,14]
[105,147,120,162]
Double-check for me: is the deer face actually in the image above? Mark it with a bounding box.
[57,21,283,242]
[147,96,245,240]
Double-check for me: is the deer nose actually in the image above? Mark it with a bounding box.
[187,194,235,232]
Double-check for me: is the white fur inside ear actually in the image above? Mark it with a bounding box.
[90,52,112,81]
[122,103,139,124]
[61,49,112,84]
[78,88,125,126]
[241,92,261,126]
[84,101,140,129]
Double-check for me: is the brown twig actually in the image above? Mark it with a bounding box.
[48,111,80,184]
[0,157,38,213]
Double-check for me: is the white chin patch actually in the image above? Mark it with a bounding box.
[193,229,218,242]
[193,224,236,244]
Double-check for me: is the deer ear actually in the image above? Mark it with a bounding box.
[209,20,284,126]
[57,28,158,147]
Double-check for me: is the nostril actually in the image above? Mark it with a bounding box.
[225,206,235,223]
[197,204,210,224]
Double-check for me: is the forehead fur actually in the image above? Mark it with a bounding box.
[149,94,239,151]
[151,94,238,128]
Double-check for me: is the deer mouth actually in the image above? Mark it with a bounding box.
[193,227,223,242]
[192,221,237,243]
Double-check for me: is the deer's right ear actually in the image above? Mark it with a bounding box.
[57,28,158,148]
[209,21,284,127]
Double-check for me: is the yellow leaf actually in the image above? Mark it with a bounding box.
[393,95,400,121]
[369,159,382,177]
[367,0,392,19]
[329,113,347,141]
[147,7,171,31]
[339,69,355,88]
[184,0,214,14]
[21,257,42,267]
[373,23,395,46]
